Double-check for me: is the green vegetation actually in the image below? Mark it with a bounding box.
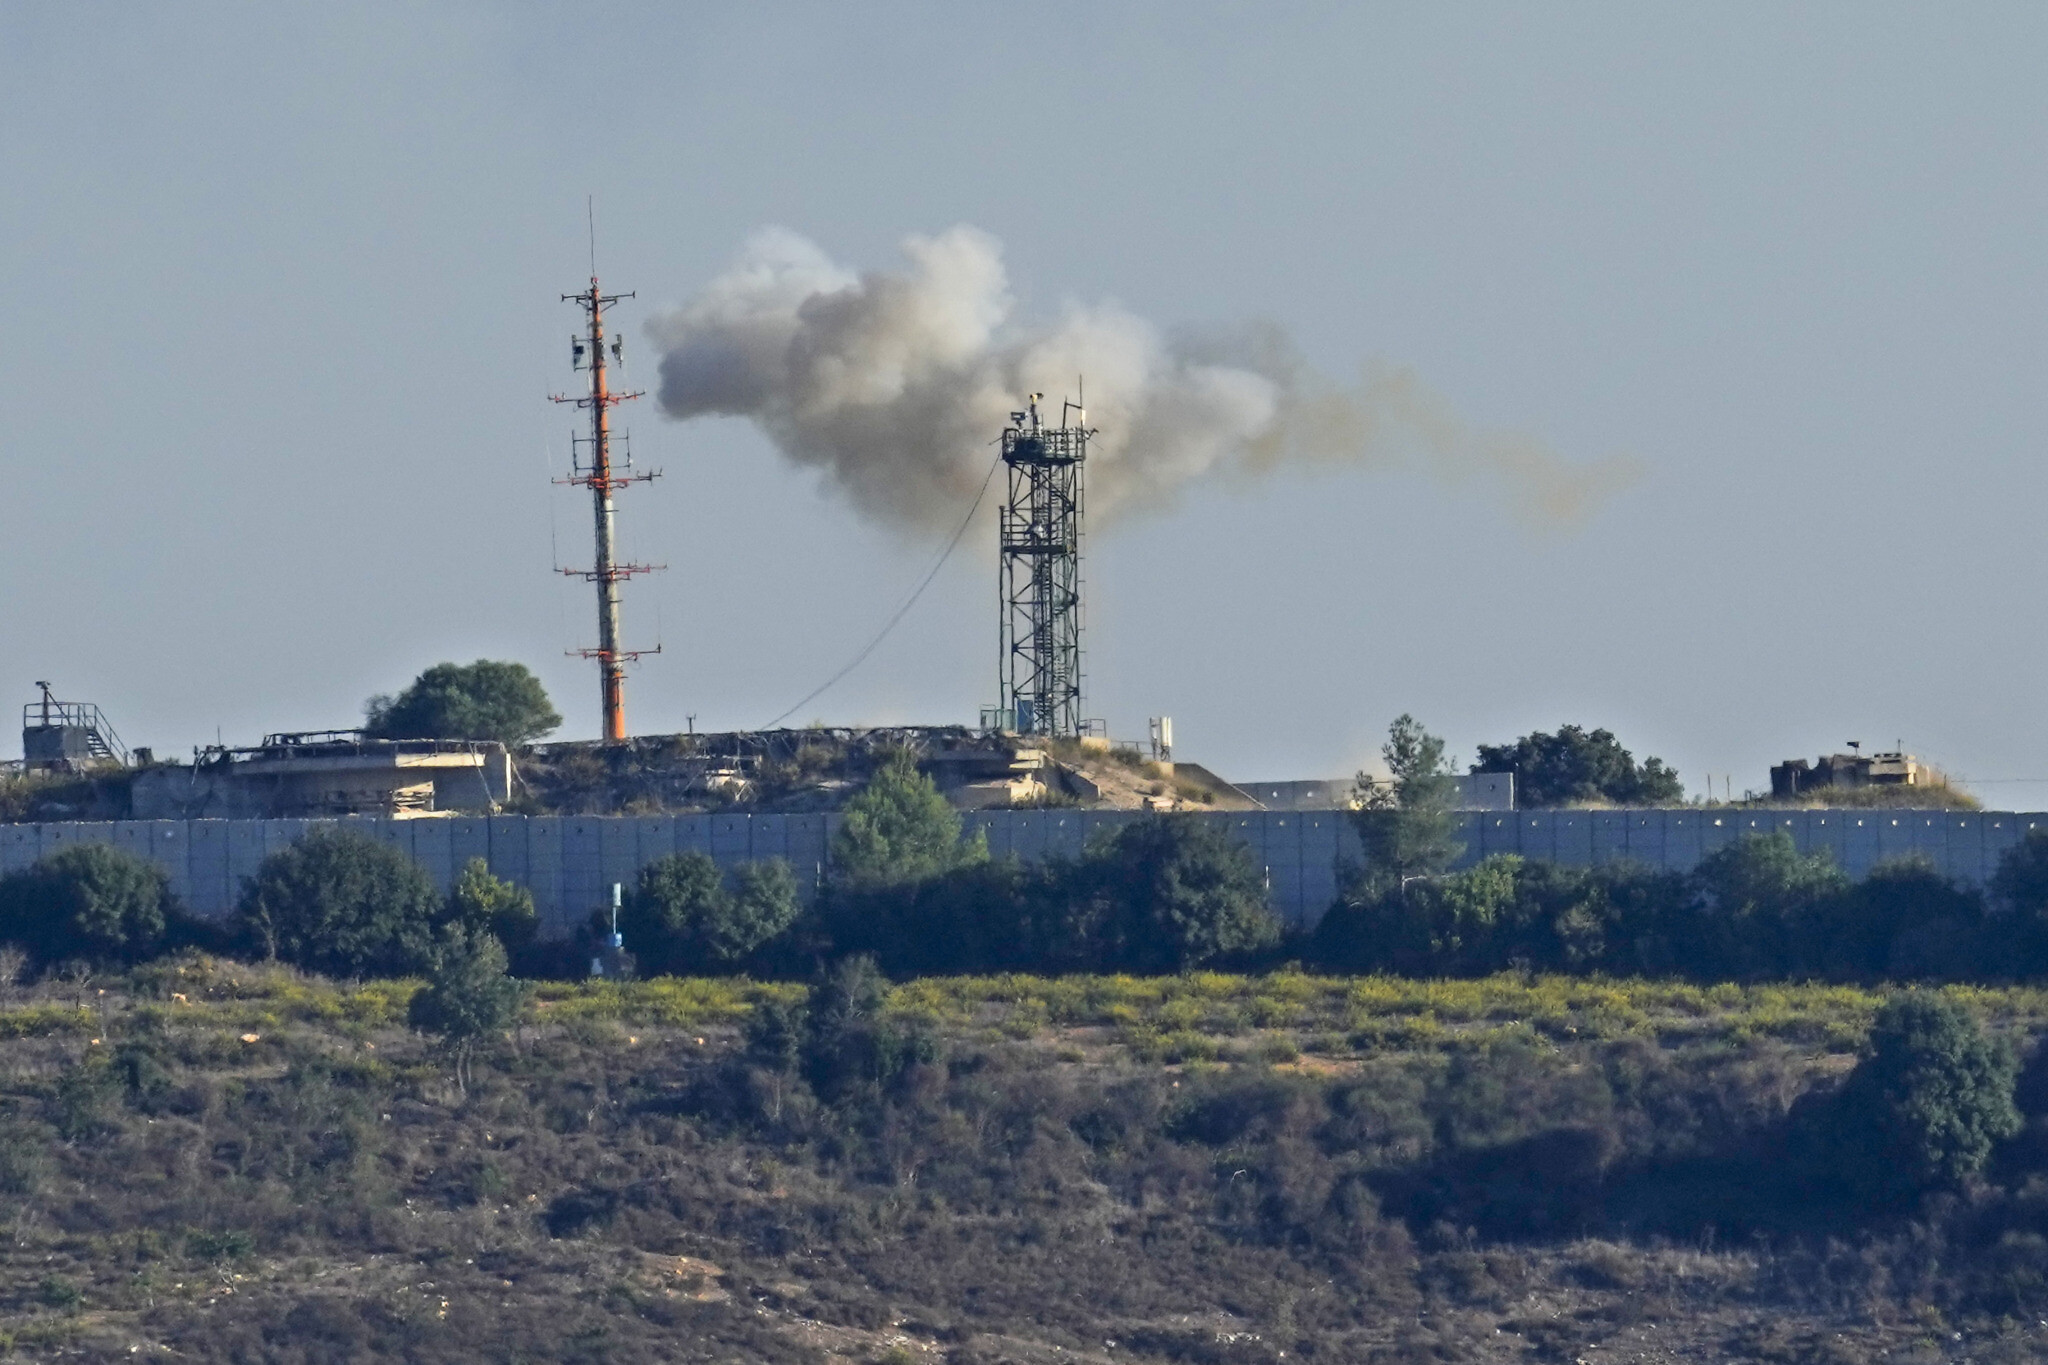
[829,748,985,887]
[234,827,448,977]
[620,852,802,976]
[408,926,529,1094]
[0,842,196,969]
[1822,993,2023,1200]
[1473,722,1684,806]
[445,856,537,959]
[363,658,562,746]
[1312,824,2048,984]
[0,961,2042,1358]
[1351,713,1464,889]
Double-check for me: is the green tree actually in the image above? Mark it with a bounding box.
[234,827,446,978]
[621,852,802,976]
[831,750,985,889]
[800,955,933,1102]
[1068,816,1279,973]
[1313,855,1519,975]
[1829,994,2021,1199]
[408,926,528,1095]
[1828,856,1984,981]
[1689,831,1848,978]
[0,843,184,968]
[1472,724,1682,807]
[364,660,562,746]
[446,857,538,957]
[1990,829,2048,974]
[1351,714,1465,892]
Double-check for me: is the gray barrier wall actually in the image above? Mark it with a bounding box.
[0,808,2034,936]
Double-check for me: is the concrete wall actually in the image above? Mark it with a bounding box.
[0,808,2035,935]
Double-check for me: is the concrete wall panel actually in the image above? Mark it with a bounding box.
[674,815,712,857]
[1806,812,1846,869]
[1986,816,2023,884]
[0,826,36,874]
[562,820,605,928]
[524,818,565,933]
[597,818,638,894]
[1449,813,1481,869]
[410,820,454,891]
[448,818,491,879]
[1476,815,1516,859]
[1042,813,1086,862]
[1590,812,1629,865]
[1299,813,1342,918]
[186,822,231,919]
[1553,812,1592,867]
[1945,815,1985,885]
[710,816,750,862]
[786,814,829,900]
[487,816,530,890]
[1624,812,1664,867]
[1840,816,1882,879]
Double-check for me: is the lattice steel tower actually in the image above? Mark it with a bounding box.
[553,271,662,744]
[997,393,1093,737]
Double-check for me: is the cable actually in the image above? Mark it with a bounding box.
[761,454,1003,729]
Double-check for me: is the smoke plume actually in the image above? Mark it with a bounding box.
[646,225,1638,532]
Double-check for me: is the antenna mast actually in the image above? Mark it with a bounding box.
[552,254,662,744]
[997,391,1094,737]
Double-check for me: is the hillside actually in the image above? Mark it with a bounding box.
[0,963,2045,1361]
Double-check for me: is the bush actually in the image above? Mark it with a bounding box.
[409,927,528,1093]
[1687,832,1848,979]
[234,827,446,978]
[823,857,1065,977]
[832,749,985,889]
[363,659,561,746]
[447,856,538,956]
[801,955,933,1102]
[1067,815,1279,973]
[621,853,802,976]
[1827,994,2021,1201]
[1351,715,1464,891]
[1472,724,1682,807]
[0,842,189,968]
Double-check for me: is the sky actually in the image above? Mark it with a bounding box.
[4,3,2048,800]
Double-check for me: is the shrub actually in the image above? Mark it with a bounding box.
[447,857,538,956]
[363,659,561,746]
[0,842,187,968]
[1688,832,1848,979]
[1472,724,1682,807]
[409,927,528,1093]
[1351,715,1465,891]
[1828,994,2021,1201]
[234,827,446,978]
[832,750,985,889]
[1068,815,1279,973]
[801,956,932,1102]
[621,853,802,976]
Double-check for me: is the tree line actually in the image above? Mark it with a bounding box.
[6,720,2048,986]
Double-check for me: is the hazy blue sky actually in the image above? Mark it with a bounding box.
[6,4,2048,798]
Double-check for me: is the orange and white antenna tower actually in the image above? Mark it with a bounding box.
[552,212,662,744]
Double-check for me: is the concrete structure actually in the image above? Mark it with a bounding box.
[130,736,512,819]
[1240,773,1515,812]
[2,805,2035,937]
[1772,749,1952,799]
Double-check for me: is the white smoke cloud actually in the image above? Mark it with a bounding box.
[646,225,1639,531]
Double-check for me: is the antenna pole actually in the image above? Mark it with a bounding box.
[552,261,663,745]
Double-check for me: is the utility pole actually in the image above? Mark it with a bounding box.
[553,262,661,744]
